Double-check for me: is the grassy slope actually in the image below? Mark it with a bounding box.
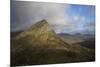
[11,37,95,66]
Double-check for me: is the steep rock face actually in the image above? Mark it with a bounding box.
[15,19,70,49]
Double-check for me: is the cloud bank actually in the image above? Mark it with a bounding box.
[11,1,95,34]
[11,1,70,33]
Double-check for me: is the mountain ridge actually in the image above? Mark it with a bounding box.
[15,19,70,49]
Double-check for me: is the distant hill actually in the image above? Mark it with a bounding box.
[58,33,84,44]
[78,39,95,49]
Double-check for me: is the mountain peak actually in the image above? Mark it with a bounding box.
[41,19,48,23]
[36,19,48,25]
[16,19,70,48]
[27,19,50,31]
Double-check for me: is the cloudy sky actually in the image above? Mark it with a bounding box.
[11,1,95,34]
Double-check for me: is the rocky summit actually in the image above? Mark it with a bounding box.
[15,19,70,49]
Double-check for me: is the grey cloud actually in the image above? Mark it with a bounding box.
[11,1,70,32]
